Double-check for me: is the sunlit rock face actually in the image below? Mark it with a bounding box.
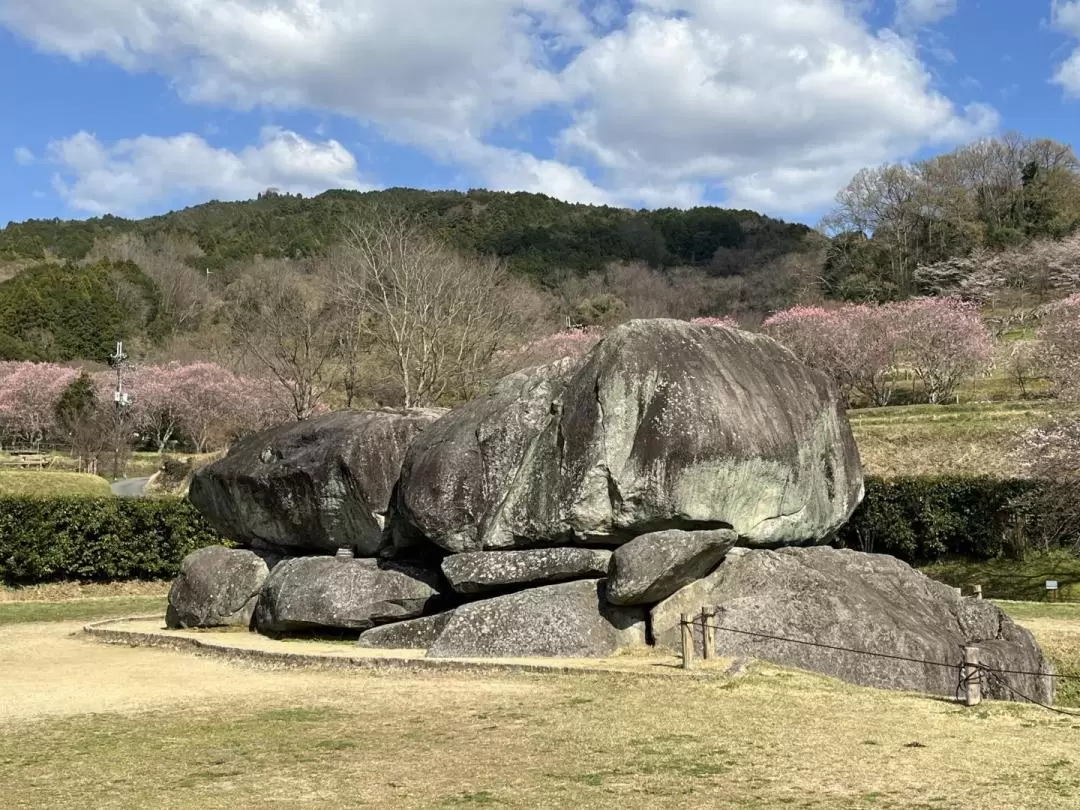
[393,318,863,553]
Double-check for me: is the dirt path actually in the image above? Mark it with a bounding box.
[0,621,544,725]
[0,622,349,724]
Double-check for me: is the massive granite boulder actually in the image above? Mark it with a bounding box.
[426,580,647,658]
[190,408,444,556]
[441,548,612,595]
[393,319,862,553]
[606,528,737,606]
[166,546,269,629]
[651,547,1054,703]
[254,556,442,636]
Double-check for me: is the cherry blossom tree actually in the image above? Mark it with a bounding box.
[763,300,988,406]
[762,307,867,403]
[499,327,604,372]
[0,362,79,448]
[1017,296,1080,550]
[127,364,185,453]
[690,316,740,329]
[893,298,995,404]
[1039,294,1080,399]
[164,363,253,453]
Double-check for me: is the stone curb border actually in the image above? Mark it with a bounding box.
[82,616,710,681]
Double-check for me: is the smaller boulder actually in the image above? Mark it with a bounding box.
[254,556,441,635]
[651,547,1054,703]
[166,546,269,629]
[427,579,646,658]
[441,548,612,595]
[190,409,444,557]
[606,528,737,605]
[356,612,455,650]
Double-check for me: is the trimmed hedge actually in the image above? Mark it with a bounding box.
[838,475,1044,565]
[0,496,223,585]
[0,476,1060,585]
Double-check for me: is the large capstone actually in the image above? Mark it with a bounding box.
[253,556,442,636]
[166,546,269,629]
[441,548,612,595]
[606,528,737,605]
[392,319,862,553]
[426,579,647,658]
[651,547,1054,703]
[190,408,444,556]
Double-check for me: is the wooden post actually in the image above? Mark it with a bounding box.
[962,646,981,707]
[701,607,717,661]
[680,613,694,670]
[973,584,983,601]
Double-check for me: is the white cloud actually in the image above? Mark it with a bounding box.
[0,0,997,214]
[894,0,958,30]
[1053,1,1080,96]
[557,2,996,212]
[13,146,34,165]
[45,127,369,215]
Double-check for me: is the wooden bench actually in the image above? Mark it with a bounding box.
[0,454,49,469]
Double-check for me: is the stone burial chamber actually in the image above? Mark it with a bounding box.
[175,318,1053,702]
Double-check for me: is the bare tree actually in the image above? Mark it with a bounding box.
[333,213,519,407]
[224,266,343,421]
[86,232,212,333]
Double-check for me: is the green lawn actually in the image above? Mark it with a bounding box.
[0,470,113,497]
[0,596,166,625]
[920,554,1080,602]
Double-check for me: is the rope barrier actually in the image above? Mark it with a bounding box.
[683,618,1079,682]
[681,615,1078,713]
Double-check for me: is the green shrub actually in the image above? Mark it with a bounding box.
[838,475,1046,565]
[0,497,223,585]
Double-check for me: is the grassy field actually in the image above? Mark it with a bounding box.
[0,470,113,497]
[849,399,1070,478]
[920,554,1080,602]
[0,596,167,625]
[1,597,1080,808]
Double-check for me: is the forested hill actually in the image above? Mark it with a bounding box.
[0,187,818,280]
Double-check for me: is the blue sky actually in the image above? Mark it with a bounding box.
[1,0,1079,229]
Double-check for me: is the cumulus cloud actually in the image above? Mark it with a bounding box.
[0,0,997,214]
[894,0,958,30]
[45,127,369,215]
[1053,0,1080,96]
[13,146,34,165]
[557,2,996,212]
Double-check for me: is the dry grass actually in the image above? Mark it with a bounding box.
[849,400,1071,478]
[0,580,171,603]
[2,619,1080,808]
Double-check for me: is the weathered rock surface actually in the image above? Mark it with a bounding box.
[606,528,737,605]
[652,547,1054,703]
[166,546,268,629]
[390,358,580,553]
[393,319,862,553]
[356,612,454,650]
[441,548,612,595]
[254,556,442,635]
[190,408,444,556]
[427,579,647,658]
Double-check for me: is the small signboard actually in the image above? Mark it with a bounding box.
[1046,580,1059,591]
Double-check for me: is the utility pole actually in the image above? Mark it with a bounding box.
[108,339,131,479]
